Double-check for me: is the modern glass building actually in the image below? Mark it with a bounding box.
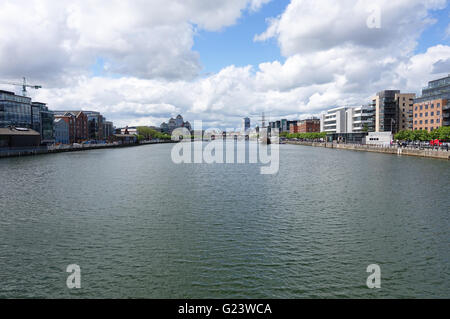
[372,90,400,133]
[0,90,32,128]
[31,102,54,144]
[84,111,104,140]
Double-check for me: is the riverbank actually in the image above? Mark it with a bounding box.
[0,140,177,159]
[286,140,450,160]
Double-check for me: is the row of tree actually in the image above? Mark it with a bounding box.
[394,127,450,141]
[281,132,327,140]
[137,126,171,141]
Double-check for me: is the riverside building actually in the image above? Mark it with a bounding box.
[413,74,450,131]
[0,90,54,144]
[320,105,375,143]
[371,90,415,133]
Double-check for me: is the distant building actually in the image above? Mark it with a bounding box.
[120,126,138,135]
[175,114,184,127]
[290,118,320,133]
[242,117,250,132]
[160,122,169,133]
[160,114,190,134]
[54,118,69,144]
[103,121,114,139]
[413,74,450,131]
[168,118,177,133]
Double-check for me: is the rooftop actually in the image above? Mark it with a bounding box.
[0,127,40,136]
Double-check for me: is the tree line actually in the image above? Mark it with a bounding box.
[394,127,450,141]
[280,132,327,140]
[137,126,171,141]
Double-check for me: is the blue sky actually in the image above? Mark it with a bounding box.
[193,0,290,74]
[416,6,450,53]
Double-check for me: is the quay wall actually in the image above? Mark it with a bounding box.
[0,140,176,159]
[286,141,450,160]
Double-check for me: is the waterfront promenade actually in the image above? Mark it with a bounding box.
[0,140,176,158]
[286,140,450,160]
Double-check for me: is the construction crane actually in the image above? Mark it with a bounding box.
[0,77,42,97]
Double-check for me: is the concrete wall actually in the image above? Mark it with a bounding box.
[286,140,450,160]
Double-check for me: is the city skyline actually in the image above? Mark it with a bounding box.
[0,0,449,129]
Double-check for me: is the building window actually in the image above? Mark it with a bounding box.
[425,105,429,109]
[431,119,434,124]
[425,120,428,124]
[420,105,423,110]
[431,112,434,116]
[437,111,440,115]
[437,119,440,123]
[425,112,428,117]
[415,106,418,111]
[414,120,417,124]
[420,120,423,124]
[420,113,423,117]
[437,103,440,108]
[431,104,434,109]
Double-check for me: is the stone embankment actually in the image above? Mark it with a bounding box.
[286,141,450,160]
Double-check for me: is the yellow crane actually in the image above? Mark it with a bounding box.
[0,77,42,97]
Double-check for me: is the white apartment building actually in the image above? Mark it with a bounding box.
[320,106,374,134]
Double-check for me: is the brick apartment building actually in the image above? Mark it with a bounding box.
[54,111,88,143]
[413,75,450,131]
[290,119,320,133]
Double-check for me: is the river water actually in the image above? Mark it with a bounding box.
[0,142,449,298]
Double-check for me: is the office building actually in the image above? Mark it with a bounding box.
[84,111,104,140]
[372,90,408,133]
[320,106,348,134]
[320,105,375,143]
[32,102,54,144]
[0,90,32,128]
[413,74,450,131]
[396,93,415,131]
[54,118,69,144]
[345,106,375,133]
